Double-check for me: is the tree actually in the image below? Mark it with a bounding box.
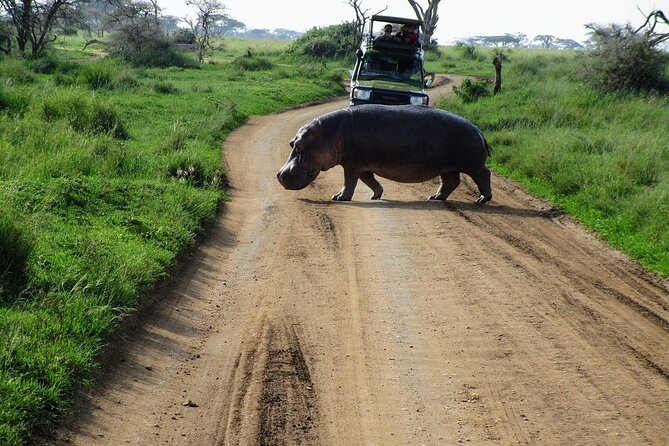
[0,0,87,56]
[585,9,669,92]
[184,0,228,63]
[535,34,555,49]
[0,18,13,54]
[406,0,441,45]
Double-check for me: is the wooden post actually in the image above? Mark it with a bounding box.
[493,56,502,94]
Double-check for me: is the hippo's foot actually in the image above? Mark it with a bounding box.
[370,190,383,200]
[332,193,352,201]
[428,193,447,201]
[475,194,492,204]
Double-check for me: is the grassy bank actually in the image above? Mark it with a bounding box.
[0,41,346,444]
[435,48,669,277]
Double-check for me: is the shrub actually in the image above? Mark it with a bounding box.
[585,24,669,93]
[108,24,199,69]
[453,78,490,103]
[286,22,357,59]
[170,28,197,45]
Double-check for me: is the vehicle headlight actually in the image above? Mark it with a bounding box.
[353,88,371,101]
[410,95,428,106]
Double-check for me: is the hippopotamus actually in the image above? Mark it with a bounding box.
[276,104,492,204]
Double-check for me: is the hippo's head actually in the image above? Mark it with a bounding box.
[277,113,344,190]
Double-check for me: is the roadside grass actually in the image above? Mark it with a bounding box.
[0,42,346,445]
[437,49,669,276]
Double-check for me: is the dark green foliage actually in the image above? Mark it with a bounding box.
[0,89,30,114]
[453,78,490,103]
[286,22,357,59]
[585,24,669,93]
[170,28,197,45]
[108,28,199,69]
[0,212,32,301]
[153,81,179,94]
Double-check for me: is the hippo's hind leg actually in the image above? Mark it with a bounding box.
[467,167,493,204]
[360,171,383,200]
[429,172,460,201]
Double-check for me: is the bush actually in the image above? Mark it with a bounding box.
[170,28,196,45]
[585,24,669,93]
[453,78,490,103]
[454,42,477,60]
[286,22,357,59]
[108,24,199,69]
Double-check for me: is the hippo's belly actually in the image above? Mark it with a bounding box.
[370,164,452,183]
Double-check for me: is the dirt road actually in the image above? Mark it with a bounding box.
[50,80,669,445]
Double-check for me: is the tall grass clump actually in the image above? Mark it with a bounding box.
[0,212,32,301]
[232,55,274,71]
[35,91,128,139]
[0,58,35,84]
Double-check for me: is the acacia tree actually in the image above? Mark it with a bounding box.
[0,0,86,56]
[185,0,228,62]
[406,0,441,44]
[585,9,669,92]
[535,34,555,49]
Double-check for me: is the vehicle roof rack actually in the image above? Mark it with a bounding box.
[371,15,423,27]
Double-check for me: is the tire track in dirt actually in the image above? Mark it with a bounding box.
[216,316,318,446]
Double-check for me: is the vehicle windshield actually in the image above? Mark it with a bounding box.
[358,53,424,87]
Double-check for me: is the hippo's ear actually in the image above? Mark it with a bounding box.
[289,135,297,149]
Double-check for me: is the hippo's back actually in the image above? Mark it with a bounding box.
[348,104,488,170]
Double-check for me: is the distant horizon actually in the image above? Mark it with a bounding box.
[159,0,664,45]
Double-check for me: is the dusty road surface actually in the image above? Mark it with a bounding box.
[49,80,669,446]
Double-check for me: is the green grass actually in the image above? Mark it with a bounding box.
[0,40,346,445]
[436,49,669,276]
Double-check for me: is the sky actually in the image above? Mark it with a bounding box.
[158,0,667,44]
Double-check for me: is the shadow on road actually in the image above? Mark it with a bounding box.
[298,198,560,219]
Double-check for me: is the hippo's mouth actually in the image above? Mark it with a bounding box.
[276,158,319,190]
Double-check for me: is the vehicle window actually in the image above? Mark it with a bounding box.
[359,54,423,85]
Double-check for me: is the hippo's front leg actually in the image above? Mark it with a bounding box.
[332,167,360,201]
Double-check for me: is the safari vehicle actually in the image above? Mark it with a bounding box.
[349,15,430,106]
